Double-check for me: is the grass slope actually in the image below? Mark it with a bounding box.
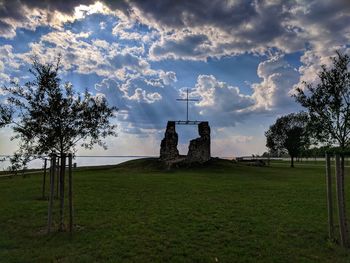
[0,158,350,262]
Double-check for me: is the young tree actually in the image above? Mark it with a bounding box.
[265,112,309,167]
[294,51,350,245]
[3,57,118,231]
[0,104,11,165]
[3,57,118,163]
[0,104,12,128]
[294,51,350,150]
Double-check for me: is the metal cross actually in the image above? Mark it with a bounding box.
[176,88,199,122]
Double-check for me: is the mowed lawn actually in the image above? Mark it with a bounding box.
[1,159,350,262]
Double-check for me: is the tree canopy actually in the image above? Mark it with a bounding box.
[294,51,350,150]
[2,57,118,168]
[0,104,12,128]
[265,112,309,167]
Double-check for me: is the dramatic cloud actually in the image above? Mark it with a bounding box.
[150,34,212,61]
[190,75,254,112]
[0,44,21,86]
[20,29,158,81]
[0,0,349,156]
[94,77,183,132]
[126,0,350,60]
[0,1,115,38]
[251,55,299,111]
[1,1,349,63]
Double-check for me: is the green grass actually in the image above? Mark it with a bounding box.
[1,158,350,262]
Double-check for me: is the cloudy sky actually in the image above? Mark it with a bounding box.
[0,0,349,157]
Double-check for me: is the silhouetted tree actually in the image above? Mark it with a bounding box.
[0,103,12,166]
[0,104,12,128]
[294,51,350,150]
[265,112,310,167]
[294,52,350,241]
[3,57,118,231]
[3,56,118,167]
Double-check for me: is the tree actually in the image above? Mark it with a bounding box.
[294,51,350,246]
[0,104,12,128]
[3,57,118,164]
[3,57,118,232]
[265,112,309,167]
[294,51,350,150]
[0,102,12,167]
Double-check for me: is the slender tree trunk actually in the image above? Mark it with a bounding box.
[291,156,294,168]
[68,153,73,233]
[340,153,348,246]
[325,153,334,240]
[42,158,47,199]
[47,155,56,233]
[56,158,60,199]
[59,153,66,231]
[335,154,348,247]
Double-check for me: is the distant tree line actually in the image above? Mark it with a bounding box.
[262,146,350,159]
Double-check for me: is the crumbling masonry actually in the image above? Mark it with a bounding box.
[160,121,211,163]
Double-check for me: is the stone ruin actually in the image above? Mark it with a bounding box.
[160,121,211,164]
[160,121,179,161]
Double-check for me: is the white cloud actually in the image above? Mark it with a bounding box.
[251,55,299,111]
[0,45,20,69]
[126,88,162,103]
[20,30,154,80]
[159,71,177,85]
[92,39,110,49]
[0,45,21,86]
[190,75,254,112]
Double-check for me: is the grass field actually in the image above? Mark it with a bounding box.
[1,158,350,262]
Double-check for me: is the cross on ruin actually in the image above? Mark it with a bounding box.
[176,88,199,124]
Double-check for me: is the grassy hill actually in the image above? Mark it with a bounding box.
[0,158,350,262]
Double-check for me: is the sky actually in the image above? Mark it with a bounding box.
[0,0,349,157]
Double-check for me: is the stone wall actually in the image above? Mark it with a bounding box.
[186,122,211,163]
[160,121,179,161]
[160,121,211,164]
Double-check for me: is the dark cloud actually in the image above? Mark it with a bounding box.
[1,0,349,57]
[122,0,257,29]
[150,34,210,60]
[0,0,93,18]
[0,0,95,37]
[0,18,12,35]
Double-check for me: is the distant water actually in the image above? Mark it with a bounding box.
[0,156,155,171]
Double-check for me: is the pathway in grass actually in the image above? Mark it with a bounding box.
[0,159,350,262]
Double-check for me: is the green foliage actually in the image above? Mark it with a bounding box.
[294,51,350,149]
[2,57,118,168]
[265,112,310,166]
[0,160,350,262]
